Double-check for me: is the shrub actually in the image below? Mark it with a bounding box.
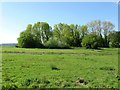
[17,31,44,48]
[82,34,99,49]
[44,37,58,48]
[45,37,70,49]
[109,31,120,48]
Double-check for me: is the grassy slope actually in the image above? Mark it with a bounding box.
[1,46,118,88]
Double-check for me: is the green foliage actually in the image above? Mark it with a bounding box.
[45,37,70,49]
[102,21,115,47]
[17,31,44,48]
[80,25,88,38]
[17,20,117,49]
[81,34,98,49]
[69,24,81,46]
[17,31,35,48]
[87,20,115,48]
[53,23,73,46]
[109,31,120,48]
[44,37,58,48]
[17,22,52,48]
[32,22,52,44]
[53,23,82,47]
[96,35,104,47]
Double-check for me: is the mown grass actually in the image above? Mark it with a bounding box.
[1,46,119,89]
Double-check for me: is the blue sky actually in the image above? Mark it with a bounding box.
[0,2,118,43]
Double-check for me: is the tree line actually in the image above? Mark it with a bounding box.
[17,20,120,49]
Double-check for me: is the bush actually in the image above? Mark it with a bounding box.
[44,37,58,48]
[109,31,120,48]
[17,31,44,48]
[45,37,70,49]
[82,34,98,49]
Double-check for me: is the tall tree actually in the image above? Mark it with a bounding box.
[33,22,51,44]
[102,21,115,47]
[53,23,72,46]
[69,24,81,46]
[87,20,102,35]
[17,20,116,49]
[17,24,44,48]
[87,20,114,47]
[80,25,88,38]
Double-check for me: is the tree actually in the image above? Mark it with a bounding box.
[87,20,114,47]
[81,34,99,49]
[69,24,82,46]
[17,31,38,48]
[80,25,88,38]
[87,20,103,35]
[87,20,104,47]
[43,23,71,49]
[17,20,116,49]
[17,24,44,48]
[109,31,120,48]
[78,25,88,46]
[33,22,51,44]
[53,23,73,46]
[41,22,51,43]
[102,21,115,47]
[53,23,83,47]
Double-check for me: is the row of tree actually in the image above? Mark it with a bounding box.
[17,20,120,49]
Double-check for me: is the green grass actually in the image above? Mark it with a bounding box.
[1,46,119,88]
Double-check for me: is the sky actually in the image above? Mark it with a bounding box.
[0,2,118,43]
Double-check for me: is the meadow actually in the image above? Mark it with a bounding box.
[1,46,119,89]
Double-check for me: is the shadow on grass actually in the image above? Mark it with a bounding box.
[15,46,74,49]
[15,45,106,51]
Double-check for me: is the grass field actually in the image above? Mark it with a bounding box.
[1,46,119,88]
